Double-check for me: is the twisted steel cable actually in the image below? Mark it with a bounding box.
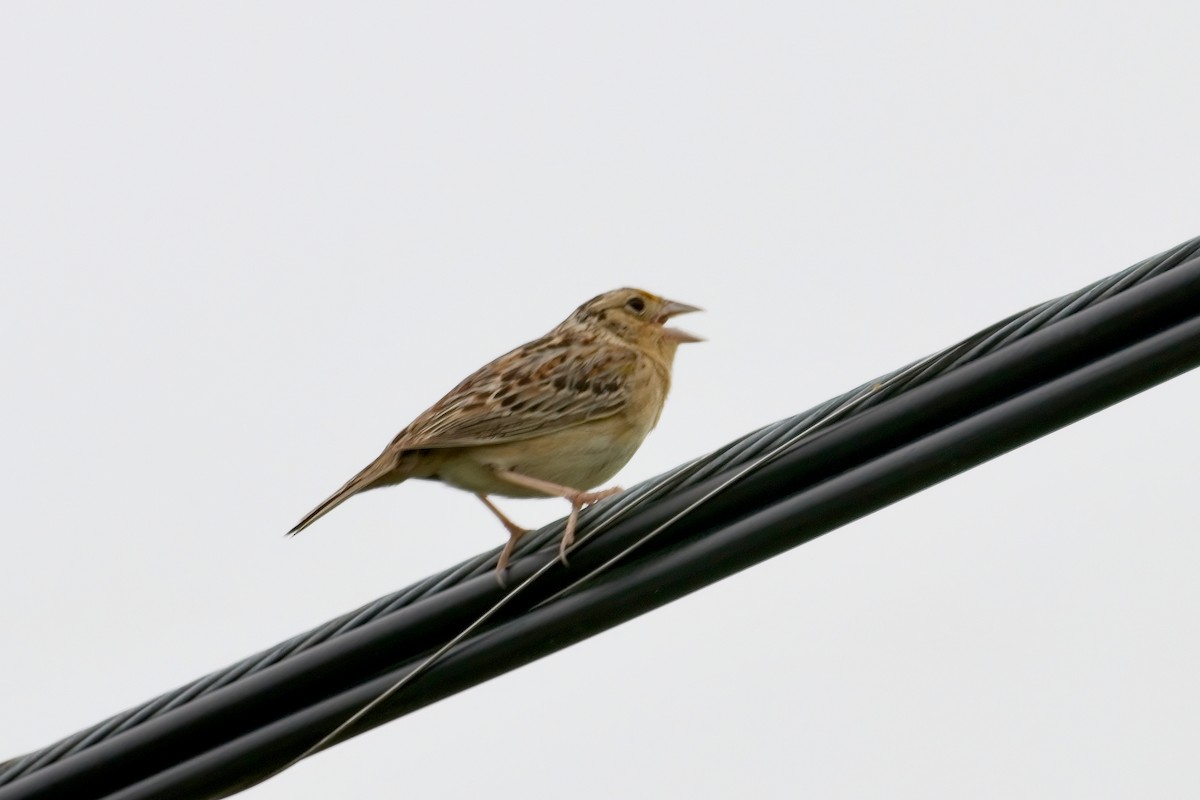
[3,234,1199,787]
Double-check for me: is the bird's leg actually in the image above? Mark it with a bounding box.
[476,494,529,584]
[493,469,623,566]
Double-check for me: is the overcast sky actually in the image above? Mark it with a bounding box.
[3,2,1199,798]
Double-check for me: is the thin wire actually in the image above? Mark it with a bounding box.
[269,351,935,783]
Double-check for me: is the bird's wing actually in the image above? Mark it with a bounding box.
[393,335,638,450]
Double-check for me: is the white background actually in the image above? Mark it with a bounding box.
[3,2,1199,798]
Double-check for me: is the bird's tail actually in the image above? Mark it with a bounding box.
[287,451,409,536]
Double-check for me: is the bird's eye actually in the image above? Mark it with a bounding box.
[626,297,646,313]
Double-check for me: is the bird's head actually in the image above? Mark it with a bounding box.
[563,288,703,354]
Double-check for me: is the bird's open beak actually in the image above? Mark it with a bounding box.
[657,299,704,343]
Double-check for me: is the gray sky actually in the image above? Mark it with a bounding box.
[3,2,1199,798]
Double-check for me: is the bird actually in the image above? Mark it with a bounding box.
[288,288,702,582]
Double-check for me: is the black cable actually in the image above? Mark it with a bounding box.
[3,235,1196,788]
[3,237,1200,800]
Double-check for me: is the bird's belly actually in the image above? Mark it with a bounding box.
[433,416,648,498]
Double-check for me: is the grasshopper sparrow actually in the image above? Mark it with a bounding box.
[288,288,702,580]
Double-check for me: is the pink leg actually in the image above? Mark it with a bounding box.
[476,494,529,585]
[493,469,623,565]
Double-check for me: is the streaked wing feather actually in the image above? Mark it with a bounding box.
[393,335,636,450]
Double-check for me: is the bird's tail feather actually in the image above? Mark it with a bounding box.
[287,453,407,536]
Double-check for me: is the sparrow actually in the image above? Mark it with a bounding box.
[289,288,701,581]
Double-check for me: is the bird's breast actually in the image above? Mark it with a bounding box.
[433,355,670,497]
[437,407,663,498]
